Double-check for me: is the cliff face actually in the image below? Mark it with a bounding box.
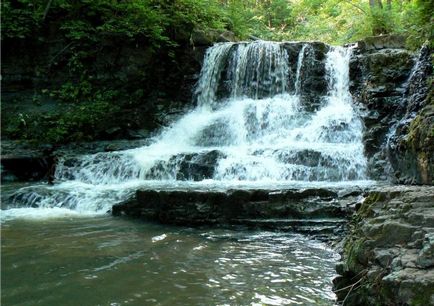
[387,45,433,185]
[349,36,433,185]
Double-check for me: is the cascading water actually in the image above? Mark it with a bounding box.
[4,41,371,218]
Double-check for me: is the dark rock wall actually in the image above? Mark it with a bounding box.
[387,45,433,185]
[350,36,433,184]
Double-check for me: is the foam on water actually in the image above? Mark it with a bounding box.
[0,207,101,223]
[3,42,372,220]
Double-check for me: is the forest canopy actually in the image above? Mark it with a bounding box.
[2,0,433,48]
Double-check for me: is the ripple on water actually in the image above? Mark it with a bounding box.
[2,217,338,305]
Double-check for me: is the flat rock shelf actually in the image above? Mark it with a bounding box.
[112,187,364,240]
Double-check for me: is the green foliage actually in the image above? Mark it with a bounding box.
[2,0,432,145]
[285,0,432,47]
[5,89,121,143]
[1,0,42,38]
[3,0,431,47]
[45,98,119,143]
[401,0,434,49]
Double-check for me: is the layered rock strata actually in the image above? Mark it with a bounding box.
[334,186,434,305]
[350,36,433,184]
[112,187,363,240]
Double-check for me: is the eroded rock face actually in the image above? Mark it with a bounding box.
[282,42,330,111]
[334,186,434,305]
[350,36,433,184]
[349,36,415,180]
[387,45,434,185]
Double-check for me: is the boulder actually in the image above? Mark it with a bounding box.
[145,150,226,181]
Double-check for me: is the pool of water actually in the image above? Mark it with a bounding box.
[1,215,339,306]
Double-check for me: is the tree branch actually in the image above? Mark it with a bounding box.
[42,0,54,21]
[342,0,368,15]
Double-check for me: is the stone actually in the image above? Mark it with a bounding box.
[112,187,360,240]
[374,248,398,268]
[334,186,434,305]
[217,31,236,43]
[416,233,434,268]
[145,150,226,181]
[357,35,406,51]
[191,29,216,46]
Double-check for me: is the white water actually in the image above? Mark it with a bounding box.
[3,42,371,220]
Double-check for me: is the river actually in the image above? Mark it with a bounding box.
[2,213,338,306]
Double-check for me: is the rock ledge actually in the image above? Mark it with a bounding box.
[334,185,434,305]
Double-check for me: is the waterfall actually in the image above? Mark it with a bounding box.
[294,44,309,96]
[5,41,370,216]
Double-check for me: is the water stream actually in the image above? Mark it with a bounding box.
[2,217,338,306]
[2,41,373,305]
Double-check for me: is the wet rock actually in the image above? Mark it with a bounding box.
[145,150,226,181]
[112,187,362,240]
[350,36,434,184]
[334,186,434,305]
[349,38,433,182]
[282,42,330,109]
[385,44,433,185]
[0,141,54,182]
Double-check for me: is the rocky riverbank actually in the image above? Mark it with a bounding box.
[334,185,434,305]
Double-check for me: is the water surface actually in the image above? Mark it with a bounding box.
[2,216,338,306]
